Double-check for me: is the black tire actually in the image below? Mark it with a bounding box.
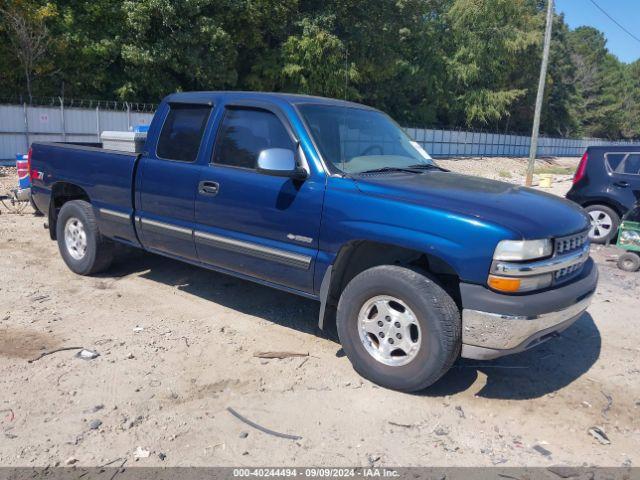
[617,252,640,272]
[585,204,620,244]
[336,265,461,392]
[56,200,113,275]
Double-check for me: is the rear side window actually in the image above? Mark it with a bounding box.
[605,153,626,171]
[213,108,294,169]
[157,104,211,162]
[620,153,640,175]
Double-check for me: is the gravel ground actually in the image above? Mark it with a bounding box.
[437,156,579,196]
[1,159,638,468]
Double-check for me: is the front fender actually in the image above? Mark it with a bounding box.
[316,177,517,289]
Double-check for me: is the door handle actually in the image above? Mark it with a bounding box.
[198,181,220,196]
[614,181,629,188]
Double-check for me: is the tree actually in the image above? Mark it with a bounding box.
[566,26,626,139]
[0,1,56,102]
[539,13,579,137]
[444,0,541,128]
[119,0,238,101]
[621,60,640,138]
[46,0,127,100]
[0,0,638,139]
[282,14,359,98]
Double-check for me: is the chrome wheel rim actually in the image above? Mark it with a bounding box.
[588,210,613,240]
[357,295,421,367]
[64,217,88,260]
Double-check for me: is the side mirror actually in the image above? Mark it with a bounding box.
[256,148,307,180]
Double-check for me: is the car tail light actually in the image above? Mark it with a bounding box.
[573,151,588,185]
[27,147,42,181]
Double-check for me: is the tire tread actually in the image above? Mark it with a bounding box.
[56,200,113,275]
[337,265,461,392]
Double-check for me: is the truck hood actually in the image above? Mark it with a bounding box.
[354,171,590,238]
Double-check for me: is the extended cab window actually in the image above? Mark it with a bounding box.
[213,108,294,169]
[157,104,211,162]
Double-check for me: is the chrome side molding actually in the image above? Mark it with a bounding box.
[195,230,311,270]
[99,208,131,221]
[133,216,312,270]
[140,218,193,237]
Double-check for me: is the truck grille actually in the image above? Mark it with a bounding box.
[554,263,583,280]
[555,231,589,255]
[553,230,590,282]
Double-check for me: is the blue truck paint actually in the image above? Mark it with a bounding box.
[30,91,597,367]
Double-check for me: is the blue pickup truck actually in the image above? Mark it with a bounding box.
[29,92,598,392]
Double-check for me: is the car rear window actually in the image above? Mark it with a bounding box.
[606,152,640,175]
[157,103,211,162]
[620,153,640,175]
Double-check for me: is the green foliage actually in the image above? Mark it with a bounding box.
[119,0,238,99]
[0,0,638,139]
[282,15,358,98]
[566,26,627,139]
[445,0,538,126]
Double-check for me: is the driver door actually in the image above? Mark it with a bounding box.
[193,104,323,293]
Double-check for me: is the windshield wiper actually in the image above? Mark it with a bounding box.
[407,163,449,172]
[358,166,422,175]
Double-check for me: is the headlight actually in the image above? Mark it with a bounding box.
[493,239,553,261]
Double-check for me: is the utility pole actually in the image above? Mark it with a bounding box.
[525,0,554,187]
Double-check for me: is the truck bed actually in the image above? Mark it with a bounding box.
[30,141,141,246]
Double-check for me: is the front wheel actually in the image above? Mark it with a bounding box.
[336,265,461,392]
[56,200,114,275]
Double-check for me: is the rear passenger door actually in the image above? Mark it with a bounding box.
[607,152,640,208]
[136,102,212,261]
[194,104,323,293]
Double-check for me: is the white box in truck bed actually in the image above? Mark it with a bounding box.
[100,131,147,153]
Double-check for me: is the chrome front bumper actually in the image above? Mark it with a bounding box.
[461,293,593,360]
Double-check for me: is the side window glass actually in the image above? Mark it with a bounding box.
[605,153,625,172]
[619,153,640,175]
[157,104,211,162]
[213,108,294,169]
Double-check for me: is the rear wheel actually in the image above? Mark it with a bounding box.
[336,265,461,392]
[617,252,640,272]
[56,200,113,275]
[585,204,619,244]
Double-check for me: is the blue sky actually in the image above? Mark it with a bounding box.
[556,0,640,63]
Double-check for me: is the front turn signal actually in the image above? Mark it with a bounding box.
[487,275,521,293]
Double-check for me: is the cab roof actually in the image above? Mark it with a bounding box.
[163,91,376,110]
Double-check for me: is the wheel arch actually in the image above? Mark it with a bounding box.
[318,239,461,330]
[48,182,91,240]
[582,199,625,217]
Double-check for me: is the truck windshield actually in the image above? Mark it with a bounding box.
[298,104,435,174]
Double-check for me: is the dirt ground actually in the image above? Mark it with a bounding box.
[0,159,639,468]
